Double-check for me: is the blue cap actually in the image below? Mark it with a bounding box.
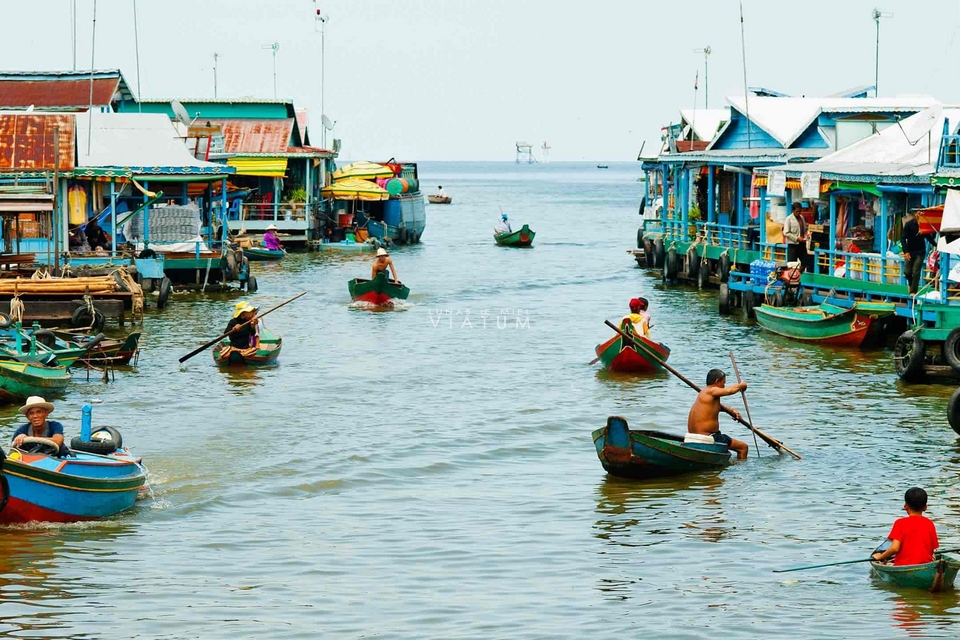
[501,213,508,220]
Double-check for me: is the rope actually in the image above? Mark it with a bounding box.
[9,295,23,324]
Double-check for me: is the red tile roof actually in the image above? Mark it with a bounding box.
[0,78,120,109]
[0,114,75,171]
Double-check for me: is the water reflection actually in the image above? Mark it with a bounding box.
[878,587,960,638]
[216,365,267,393]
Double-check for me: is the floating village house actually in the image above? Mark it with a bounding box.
[133,98,336,246]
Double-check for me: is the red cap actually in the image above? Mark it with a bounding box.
[629,298,642,310]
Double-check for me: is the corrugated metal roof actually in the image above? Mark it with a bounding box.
[0,113,75,171]
[211,119,294,154]
[76,112,227,172]
[679,107,729,142]
[0,69,135,108]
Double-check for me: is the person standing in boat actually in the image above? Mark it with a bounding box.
[226,302,260,351]
[495,213,512,235]
[687,369,749,460]
[10,396,67,457]
[371,248,399,282]
[871,487,939,566]
[622,297,651,338]
[900,210,930,295]
[783,203,810,270]
[262,224,284,252]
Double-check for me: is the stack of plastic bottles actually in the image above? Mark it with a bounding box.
[749,259,778,284]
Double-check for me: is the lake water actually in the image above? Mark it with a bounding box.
[1,162,959,638]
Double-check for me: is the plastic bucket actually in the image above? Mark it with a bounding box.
[338,213,354,227]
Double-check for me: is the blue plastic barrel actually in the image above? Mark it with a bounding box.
[383,200,402,227]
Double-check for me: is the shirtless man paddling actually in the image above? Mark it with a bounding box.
[687,368,750,460]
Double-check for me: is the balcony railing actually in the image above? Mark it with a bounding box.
[235,202,310,222]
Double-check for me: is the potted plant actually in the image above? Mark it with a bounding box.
[688,205,701,237]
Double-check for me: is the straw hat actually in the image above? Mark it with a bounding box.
[233,301,259,317]
[266,224,278,231]
[20,396,54,415]
[376,248,389,257]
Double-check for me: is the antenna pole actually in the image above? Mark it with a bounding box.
[70,0,77,71]
[739,2,751,149]
[213,52,219,98]
[874,9,881,95]
[133,0,142,111]
[87,0,98,156]
[273,46,278,99]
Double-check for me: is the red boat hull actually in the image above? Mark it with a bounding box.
[595,334,671,372]
[353,291,394,307]
[0,496,96,524]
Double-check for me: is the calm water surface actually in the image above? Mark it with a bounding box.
[1,162,959,638]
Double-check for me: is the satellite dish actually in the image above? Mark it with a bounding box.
[171,100,192,127]
[321,114,335,130]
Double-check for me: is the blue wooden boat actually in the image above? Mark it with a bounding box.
[0,405,146,523]
[243,247,285,261]
[592,416,731,479]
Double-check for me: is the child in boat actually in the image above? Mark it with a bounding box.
[871,487,939,566]
[622,298,651,338]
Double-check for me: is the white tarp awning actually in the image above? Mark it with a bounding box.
[938,189,960,253]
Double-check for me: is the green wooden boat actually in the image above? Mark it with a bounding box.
[213,326,282,366]
[243,247,285,261]
[348,272,411,307]
[592,416,730,479]
[494,224,535,247]
[754,301,893,347]
[871,554,960,591]
[0,360,71,404]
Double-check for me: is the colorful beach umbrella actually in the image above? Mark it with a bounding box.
[331,161,394,181]
[321,178,390,201]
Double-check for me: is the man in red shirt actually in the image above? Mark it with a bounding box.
[871,487,939,566]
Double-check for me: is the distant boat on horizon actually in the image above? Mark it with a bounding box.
[597,164,609,169]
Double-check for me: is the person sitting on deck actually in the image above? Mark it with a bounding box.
[11,396,68,457]
[85,219,109,252]
[622,297,651,338]
[871,487,939,566]
[262,224,284,252]
[687,369,749,460]
[494,213,512,235]
[371,248,399,282]
[225,302,260,351]
[437,185,448,198]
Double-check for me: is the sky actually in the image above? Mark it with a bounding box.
[2,0,960,161]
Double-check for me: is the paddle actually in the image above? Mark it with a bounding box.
[603,319,801,460]
[774,546,960,573]
[178,292,307,363]
[729,351,760,458]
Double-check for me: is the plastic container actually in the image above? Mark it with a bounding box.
[386,179,403,196]
[406,177,419,193]
[338,213,354,227]
[383,200,402,227]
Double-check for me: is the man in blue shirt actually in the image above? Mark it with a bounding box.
[11,396,67,456]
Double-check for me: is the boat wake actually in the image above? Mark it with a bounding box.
[348,300,413,312]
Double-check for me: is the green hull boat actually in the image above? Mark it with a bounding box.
[494,224,535,247]
[0,360,71,404]
[871,554,960,591]
[754,302,892,347]
[348,272,411,307]
[213,327,282,366]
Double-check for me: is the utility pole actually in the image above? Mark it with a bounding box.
[213,52,219,98]
[315,5,329,149]
[873,8,893,96]
[694,46,712,109]
[261,42,279,99]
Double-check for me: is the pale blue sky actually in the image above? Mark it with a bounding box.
[2,0,960,160]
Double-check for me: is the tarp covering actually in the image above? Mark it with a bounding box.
[227,156,288,177]
[321,177,390,201]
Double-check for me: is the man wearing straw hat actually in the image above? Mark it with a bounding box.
[10,396,67,456]
[371,248,400,282]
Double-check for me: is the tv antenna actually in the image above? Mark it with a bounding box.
[872,9,893,96]
[694,46,711,108]
[261,42,280,98]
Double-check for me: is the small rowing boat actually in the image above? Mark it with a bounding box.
[494,224,535,247]
[592,416,731,479]
[871,554,960,591]
[595,329,670,372]
[753,301,892,347]
[428,195,452,204]
[243,247,285,261]
[347,271,410,307]
[212,326,282,366]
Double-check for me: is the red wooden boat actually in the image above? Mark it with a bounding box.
[595,330,671,372]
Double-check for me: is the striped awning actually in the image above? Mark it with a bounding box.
[227,157,288,177]
[753,176,804,190]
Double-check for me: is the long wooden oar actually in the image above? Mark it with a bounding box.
[730,351,760,458]
[603,319,801,460]
[179,292,307,363]
[774,546,960,573]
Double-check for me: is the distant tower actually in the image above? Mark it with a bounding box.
[516,141,537,164]
[541,141,551,164]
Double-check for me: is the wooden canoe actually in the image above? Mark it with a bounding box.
[494,224,535,247]
[0,360,70,403]
[213,327,281,366]
[591,416,731,479]
[243,247,285,261]
[595,329,670,372]
[428,195,452,204]
[871,554,960,592]
[753,302,891,347]
[347,271,411,307]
